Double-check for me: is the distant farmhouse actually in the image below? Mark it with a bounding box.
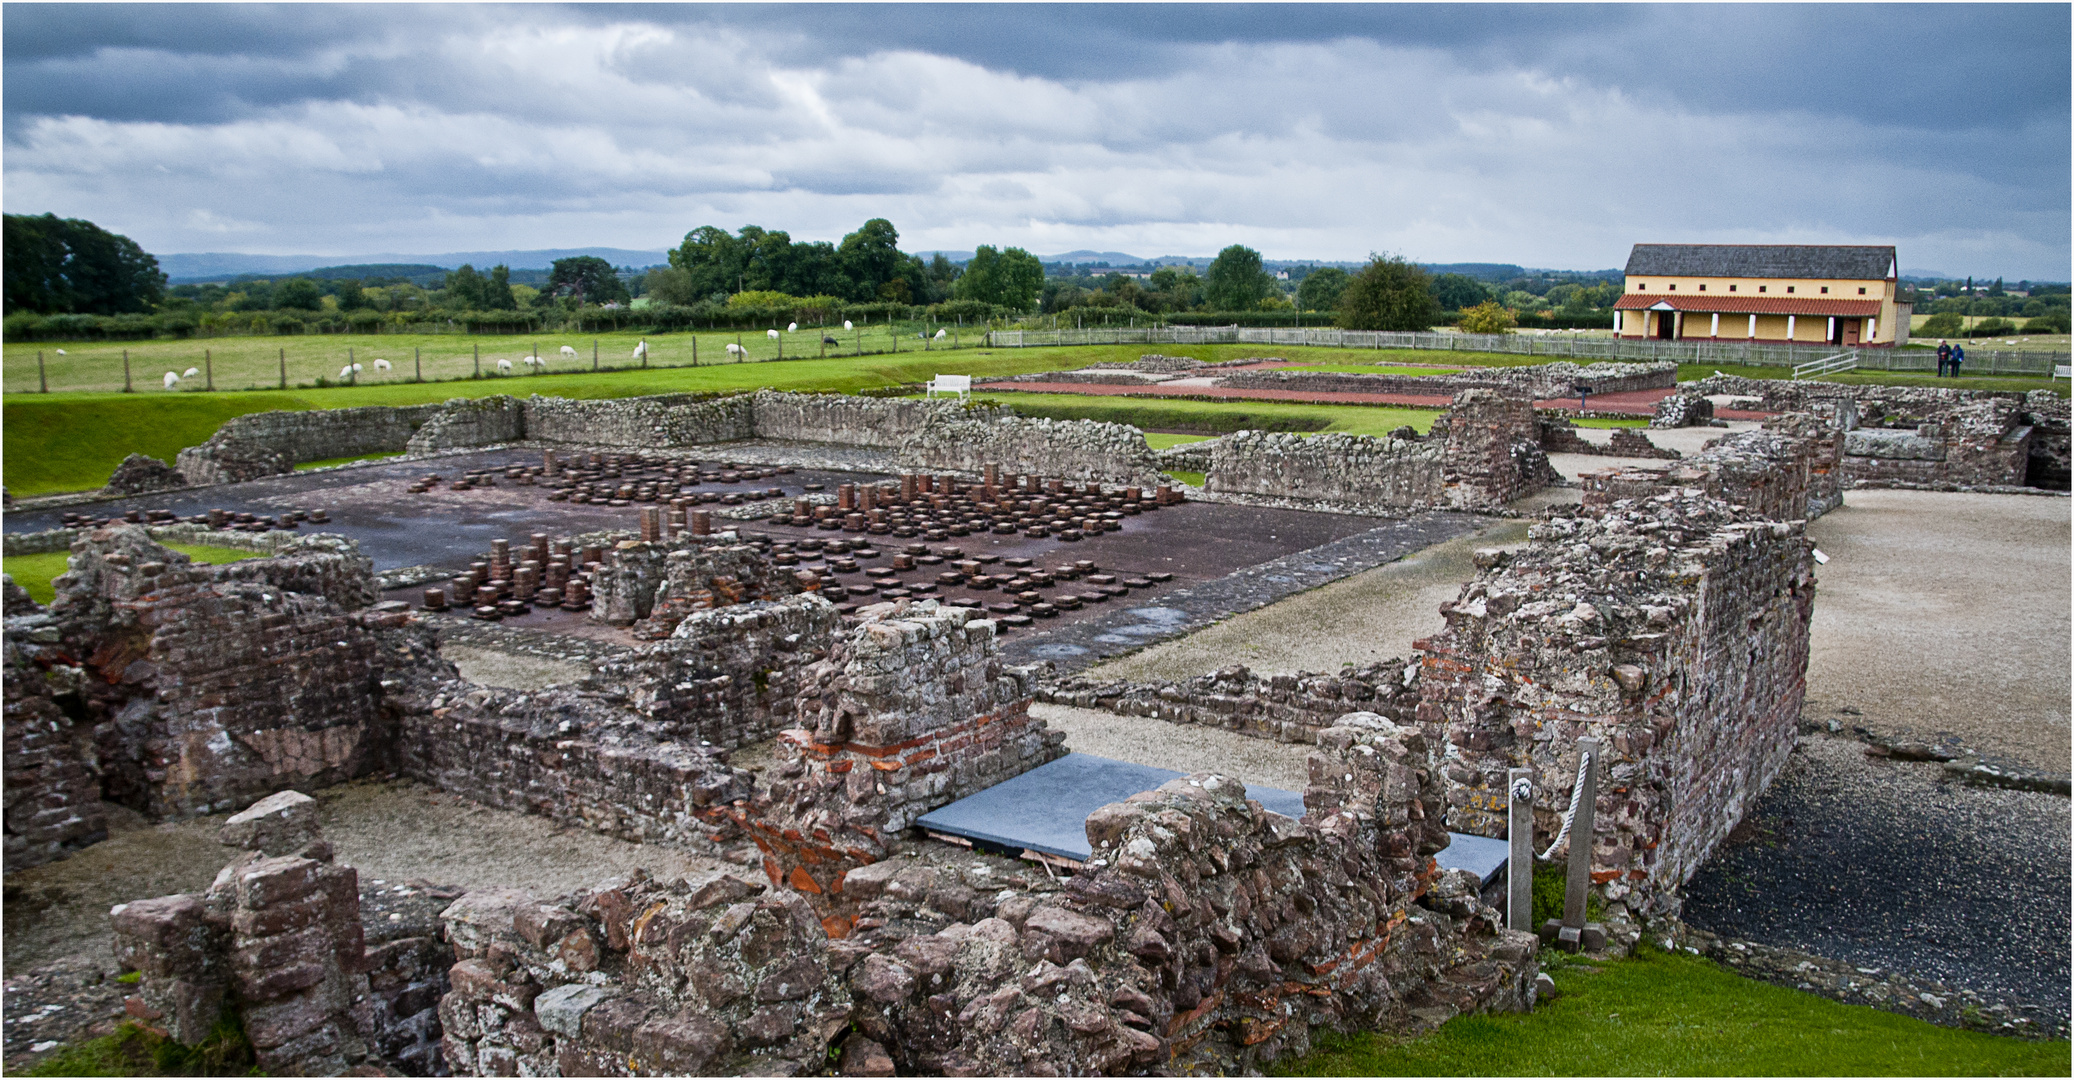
[1615,244,1911,347]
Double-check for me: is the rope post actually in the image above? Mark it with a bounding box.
[1506,768,1533,933]
[1539,737,1606,952]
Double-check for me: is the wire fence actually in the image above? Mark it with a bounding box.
[984,326,2069,375]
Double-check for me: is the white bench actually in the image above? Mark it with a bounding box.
[2056,365,2071,380]
[925,374,972,400]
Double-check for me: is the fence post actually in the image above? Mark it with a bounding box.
[593,338,599,371]
[414,347,421,382]
[1507,768,1534,933]
[474,343,481,378]
[123,349,133,393]
[37,350,47,393]
[280,347,286,389]
[205,348,213,391]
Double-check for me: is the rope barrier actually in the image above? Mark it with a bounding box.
[1537,744,1595,861]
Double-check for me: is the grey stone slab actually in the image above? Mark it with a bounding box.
[1434,831,1510,887]
[917,753,1307,861]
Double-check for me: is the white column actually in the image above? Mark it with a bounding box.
[1869,318,1878,341]
[1748,314,1757,339]
[1710,313,1720,338]
[1787,315,1797,340]
[1827,316,1836,341]
[1673,312,1683,339]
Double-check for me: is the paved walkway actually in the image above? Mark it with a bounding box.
[982,379,1773,419]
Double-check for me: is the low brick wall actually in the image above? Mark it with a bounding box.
[1540,420,1681,460]
[1038,659,1422,745]
[1580,410,1845,521]
[1418,491,1816,923]
[176,404,445,484]
[597,594,841,752]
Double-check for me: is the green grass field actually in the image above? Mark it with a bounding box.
[1278,949,2069,1077]
[5,543,261,605]
[1279,364,1464,376]
[1143,432,1217,449]
[295,451,406,471]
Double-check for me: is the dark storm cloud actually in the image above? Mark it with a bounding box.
[2,4,2065,276]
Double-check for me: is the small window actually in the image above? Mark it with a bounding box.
[1668,283,1676,290]
[1787,286,1796,294]
[1729,284,1737,292]
[1635,283,1645,290]
[1820,286,1829,294]
[1699,284,1707,291]
[1858,287,1866,295]
[1759,285,1768,293]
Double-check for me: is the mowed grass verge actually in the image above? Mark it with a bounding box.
[963,392,1444,438]
[1277,949,2070,1077]
[5,543,261,605]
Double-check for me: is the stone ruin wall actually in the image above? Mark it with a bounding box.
[423,716,1535,1078]
[1219,360,1676,399]
[1039,659,1424,746]
[1539,419,1682,460]
[596,594,843,752]
[1688,374,2069,490]
[175,404,447,484]
[1579,411,1845,522]
[1417,491,1816,922]
[1205,389,1554,512]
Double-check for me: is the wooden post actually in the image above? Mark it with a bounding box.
[205,348,213,391]
[123,349,133,392]
[1507,768,1534,933]
[593,339,598,371]
[414,347,421,382]
[692,337,697,366]
[348,347,355,384]
[474,343,480,378]
[1539,737,1605,952]
[37,350,47,393]
[735,332,742,363]
[279,347,286,389]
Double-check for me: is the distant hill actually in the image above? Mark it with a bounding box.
[162,248,669,283]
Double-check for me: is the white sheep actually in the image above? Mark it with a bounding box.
[725,342,744,357]
[373,358,392,371]
[55,349,66,355]
[183,367,199,377]
[787,322,798,332]
[521,355,543,368]
[496,358,513,372]
[934,328,947,339]
[767,329,780,341]
[559,345,578,358]
[163,371,180,389]
[339,364,355,379]
[352,362,363,373]
[843,320,854,331]
[632,340,649,359]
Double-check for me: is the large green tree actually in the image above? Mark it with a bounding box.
[545,256,630,306]
[1429,272,1489,312]
[272,277,323,311]
[1337,254,1441,331]
[954,246,1044,310]
[482,265,518,311]
[1297,266,1351,312]
[3,212,166,315]
[1203,244,1272,310]
[444,264,487,308]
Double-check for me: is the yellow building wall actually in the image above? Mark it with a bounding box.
[1624,275,1889,299]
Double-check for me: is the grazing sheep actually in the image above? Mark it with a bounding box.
[352,363,363,373]
[163,371,181,389]
[822,335,839,345]
[934,328,947,339]
[725,343,744,357]
[632,339,649,359]
[843,320,854,331]
[339,365,355,379]
[372,358,392,371]
[787,322,798,332]
[55,348,67,355]
[560,345,578,358]
[767,329,780,340]
[496,358,513,372]
[183,367,200,377]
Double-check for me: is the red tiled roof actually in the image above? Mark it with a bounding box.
[1614,294,1883,317]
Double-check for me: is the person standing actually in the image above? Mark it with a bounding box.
[1936,340,1952,376]
[1949,341,1965,377]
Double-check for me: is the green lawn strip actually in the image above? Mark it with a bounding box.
[4,543,260,605]
[295,451,406,470]
[1143,433,1217,450]
[1571,417,1651,428]
[1672,362,2065,396]
[968,392,1442,437]
[1276,949,2069,1078]
[1165,471,1207,487]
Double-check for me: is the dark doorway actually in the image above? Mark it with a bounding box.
[1656,311,1677,340]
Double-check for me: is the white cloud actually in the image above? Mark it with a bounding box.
[2,11,2062,277]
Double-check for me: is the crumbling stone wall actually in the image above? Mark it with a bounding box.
[29,526,404,819]
[590,537,802,629]
[595,593,841,751]
[1038,659,1422,745]
[403,395,527,454]
[175,404,444,484]
[396,684,756,854]
[758,602,1060,919]
[1432,390,1560,507]
[1840,398,2034,489]
[1650,393,1715,428]
[418,715,1535,1078]
[1207,430,1444,507]
[1220,360,1675,399]
[3,612,110,869]
[104,453,188,494]
[1417,491,1816,922]
[1539,420,1681,460]
[524,392,754,448]
[1580,411,1845,522]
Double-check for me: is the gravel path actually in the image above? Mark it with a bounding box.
[1682,733,2071,1029]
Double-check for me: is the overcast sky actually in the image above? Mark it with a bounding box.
[4,3,2068,277]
